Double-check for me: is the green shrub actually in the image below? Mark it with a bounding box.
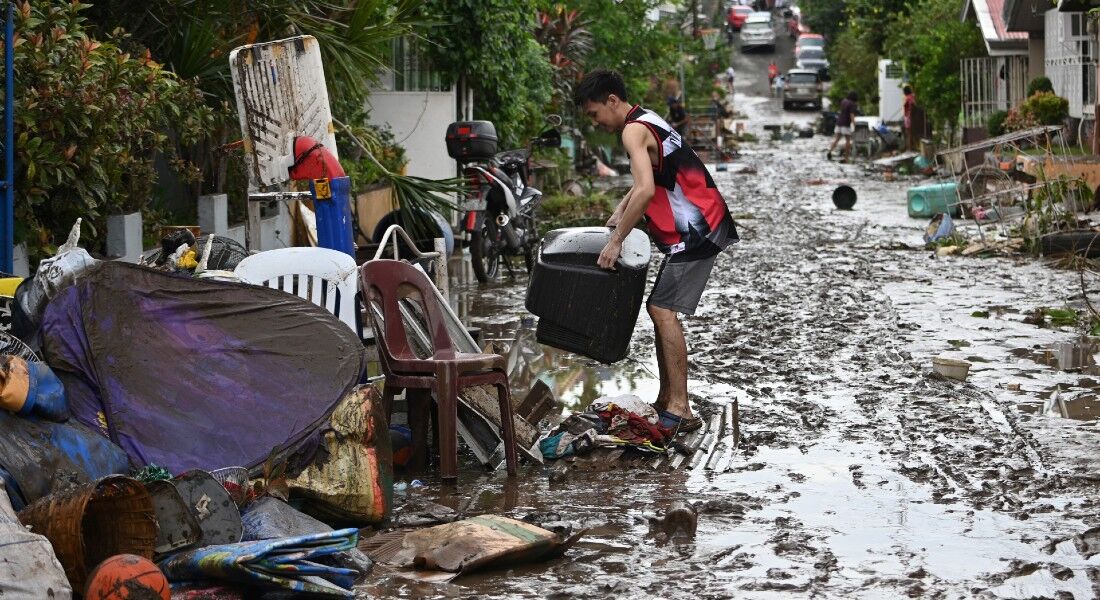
[537,192,614,235]
[7,0,213,260]
[1026,76,1054,98]
[1019,91,1069,126]
[987,110,1008,136]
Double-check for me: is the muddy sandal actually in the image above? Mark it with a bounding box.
[657,410,704,434]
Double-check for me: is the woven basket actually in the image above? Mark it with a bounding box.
[17,475,157,591]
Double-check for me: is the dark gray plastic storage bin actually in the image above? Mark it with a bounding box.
[525,227,650,363]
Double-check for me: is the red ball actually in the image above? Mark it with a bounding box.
[84,554,170,600]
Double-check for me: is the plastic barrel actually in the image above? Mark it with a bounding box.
[907,182,959,218]
[313,176,355,257]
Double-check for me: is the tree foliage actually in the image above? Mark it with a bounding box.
[85,0,425,119]
[885,0,986,132]
[825,30,879,110]
[535,5,594,109]
[6,1,214,258]
[572,0,681,108]
[420,0,554,147]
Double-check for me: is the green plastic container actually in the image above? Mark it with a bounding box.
[907,182,960,218]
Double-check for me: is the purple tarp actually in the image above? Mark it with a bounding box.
[40,262,367,475]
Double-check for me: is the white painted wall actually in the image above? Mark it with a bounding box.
[366,91,458,182]
[1044,9,1095,119]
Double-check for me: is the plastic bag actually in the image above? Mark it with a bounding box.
[0,482,73,599]
[15,219,98,338]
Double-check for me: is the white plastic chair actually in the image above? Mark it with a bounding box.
[234,247,359,332]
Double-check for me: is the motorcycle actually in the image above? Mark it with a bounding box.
[459,118,562,283]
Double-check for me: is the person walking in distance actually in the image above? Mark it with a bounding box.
[574,69,739,433]
[828,91,859,161]
[767,61,779,96]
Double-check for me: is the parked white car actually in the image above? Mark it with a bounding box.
[741,20,776,52]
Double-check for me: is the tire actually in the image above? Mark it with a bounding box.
[1040,230,1100,258]
[782,101,791,110]
[469,222,502,283]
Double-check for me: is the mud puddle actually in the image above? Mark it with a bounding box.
[359,79,1100,599]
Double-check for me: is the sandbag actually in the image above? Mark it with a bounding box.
[0,354,68,420]
[0,482,73,599]
[288,384,392,525]
[0,411,130,508]
[40,261,367,474]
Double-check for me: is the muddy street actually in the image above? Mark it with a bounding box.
[362,68,1100,600]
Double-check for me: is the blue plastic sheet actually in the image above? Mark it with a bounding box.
[158,528,360,597]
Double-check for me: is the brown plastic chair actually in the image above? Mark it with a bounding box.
[360,259,518,480]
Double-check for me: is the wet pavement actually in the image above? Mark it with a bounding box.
[357,31,1100,600]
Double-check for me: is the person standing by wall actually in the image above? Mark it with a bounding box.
[902,85,916,151]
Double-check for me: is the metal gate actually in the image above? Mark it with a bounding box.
[961,55,1029,128]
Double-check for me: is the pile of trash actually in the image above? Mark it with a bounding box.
[0,222,387,597]
[0,220,584,597]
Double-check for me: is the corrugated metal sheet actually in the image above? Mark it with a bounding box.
[229,36,338,189]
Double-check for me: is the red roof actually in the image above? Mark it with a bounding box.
[987,0,1027,40]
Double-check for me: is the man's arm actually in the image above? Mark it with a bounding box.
[598,124,655,269]
[606,187,633,228]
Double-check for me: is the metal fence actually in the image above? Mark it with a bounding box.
[961,55,1029,128]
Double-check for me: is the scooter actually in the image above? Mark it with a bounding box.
[460,118,562,283]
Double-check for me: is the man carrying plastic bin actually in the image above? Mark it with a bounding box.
[574,69,739,434]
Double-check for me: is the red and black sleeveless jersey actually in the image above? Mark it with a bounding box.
[625,105,738,260]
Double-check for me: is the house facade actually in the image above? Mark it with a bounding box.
[960,0,1030,128]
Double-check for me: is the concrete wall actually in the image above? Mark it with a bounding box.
[1029,37,1045,83]
[366,91,458,182]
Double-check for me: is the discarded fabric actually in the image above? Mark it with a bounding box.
[287,384,392,525]
[0,411,130,508]
[157,528,360,597]
[0,354,67,420]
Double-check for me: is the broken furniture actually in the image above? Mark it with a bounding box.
[935,125,1078,242]
[361,259,519,480]
[235,246,360,332]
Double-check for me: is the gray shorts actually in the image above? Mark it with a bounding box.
[648,253,719,316]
